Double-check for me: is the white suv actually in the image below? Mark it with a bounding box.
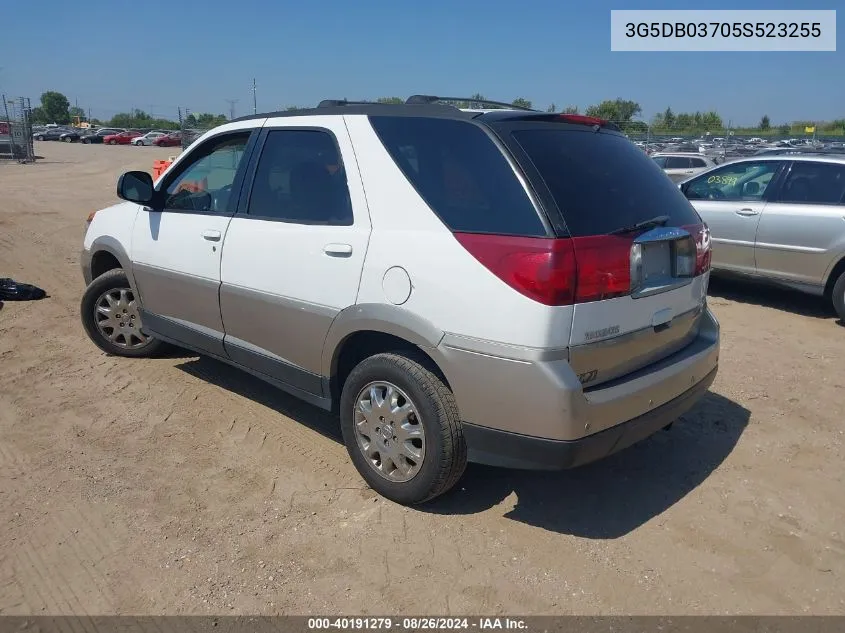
[80,96,720,504]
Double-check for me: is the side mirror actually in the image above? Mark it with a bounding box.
[117,170,154,206]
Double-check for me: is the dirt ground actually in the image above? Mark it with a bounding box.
[0,142,843,616]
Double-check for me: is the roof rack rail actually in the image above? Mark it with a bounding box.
[405,95,537,111]
[317,99,382,108]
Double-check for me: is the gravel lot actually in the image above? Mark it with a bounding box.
[1,142,843,615]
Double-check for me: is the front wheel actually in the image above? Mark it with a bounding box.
[339,352,466,505]
[80,269,162,357]
[832,270,845,321]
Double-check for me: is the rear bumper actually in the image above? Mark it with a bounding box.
[435,304,720,468]
[462,366,717,470]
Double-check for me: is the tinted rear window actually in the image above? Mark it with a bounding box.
[511,128,701,237]
[369,116,547,236]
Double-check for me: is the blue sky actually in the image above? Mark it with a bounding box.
[2,0,841,125]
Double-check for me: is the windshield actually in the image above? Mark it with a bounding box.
[509,127,702,237]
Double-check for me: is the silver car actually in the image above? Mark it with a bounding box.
[652,152,718,182]
[679,154,845,320]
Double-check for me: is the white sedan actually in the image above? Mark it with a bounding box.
[132,132,168,146]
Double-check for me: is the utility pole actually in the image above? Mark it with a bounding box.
[225,99,238,120]
[252,78,257,114]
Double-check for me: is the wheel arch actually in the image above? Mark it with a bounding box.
[86,237,140,295]
[322,304,448,404]
[823,252,845,299]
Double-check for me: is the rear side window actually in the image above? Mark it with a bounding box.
[246,129,353,225]
[665,156,691,169]
[369,116,546,236]
[690,158,707,168]
[779,161,845,205]
[652,156,668,168]
[510,128,701,237]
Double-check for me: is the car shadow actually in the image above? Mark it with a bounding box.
[175,355,341,442]
[424,391,749,538]
[707,273,836,320]
[175,355,748,538]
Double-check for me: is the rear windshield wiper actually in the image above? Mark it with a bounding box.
[608,215,670,235]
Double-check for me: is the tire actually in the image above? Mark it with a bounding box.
[83,138,91,144]
[80,269,162,358]
[832,270,845,321]
[339,351,466,505]
[63,136,71,142]
[109,140,116,145]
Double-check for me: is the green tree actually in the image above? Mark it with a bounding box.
[39,91,71,124]
[585,98,642,124]
[760,114,771,131]
[511,97,533,110]
[778,124,790,135]
[185,113,228,128]
[546,103,557,113]
[832,119,845,133]
[30,107,48,124]
[700,111,722,130]
[376,97,404,104]
[563,105,579,114]
[662,107,675,129]
[108,109,178,130]
[676,113,693,129]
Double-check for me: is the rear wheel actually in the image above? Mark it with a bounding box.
[109,140,116,145]
[83,138,91,144]
[832,270,845,321]
[80,269,162,357]
[339,352,466,505]
[63,136,72,142]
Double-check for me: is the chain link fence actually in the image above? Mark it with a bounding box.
[1,96,35,162]
[178,108,213,151]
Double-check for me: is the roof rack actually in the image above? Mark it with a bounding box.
[317,99,380,108]
[405,95,537,111]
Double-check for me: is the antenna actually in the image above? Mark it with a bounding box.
[251,79,257,114]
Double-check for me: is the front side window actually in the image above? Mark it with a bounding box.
[163,132,250,213]
[652,156,668,168]
[246,129,353,225]
[690,158,707,168]
[778,162,845,205]
[685,161,780,201]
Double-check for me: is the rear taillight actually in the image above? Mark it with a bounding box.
[453,233,635,306]
[684,223,712,275]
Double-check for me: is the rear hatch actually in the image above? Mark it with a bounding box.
[487,114,712,388]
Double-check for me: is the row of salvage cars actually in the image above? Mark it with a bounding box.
[33,127,182,146]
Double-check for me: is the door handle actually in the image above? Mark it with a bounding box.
[323,243,353,257]
[202,230,222,241]
[735,208,760,217]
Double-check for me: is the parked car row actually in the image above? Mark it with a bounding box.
[34,127,183,147]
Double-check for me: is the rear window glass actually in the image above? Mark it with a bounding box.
[511,128,701,237]
[369,116,547,236]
